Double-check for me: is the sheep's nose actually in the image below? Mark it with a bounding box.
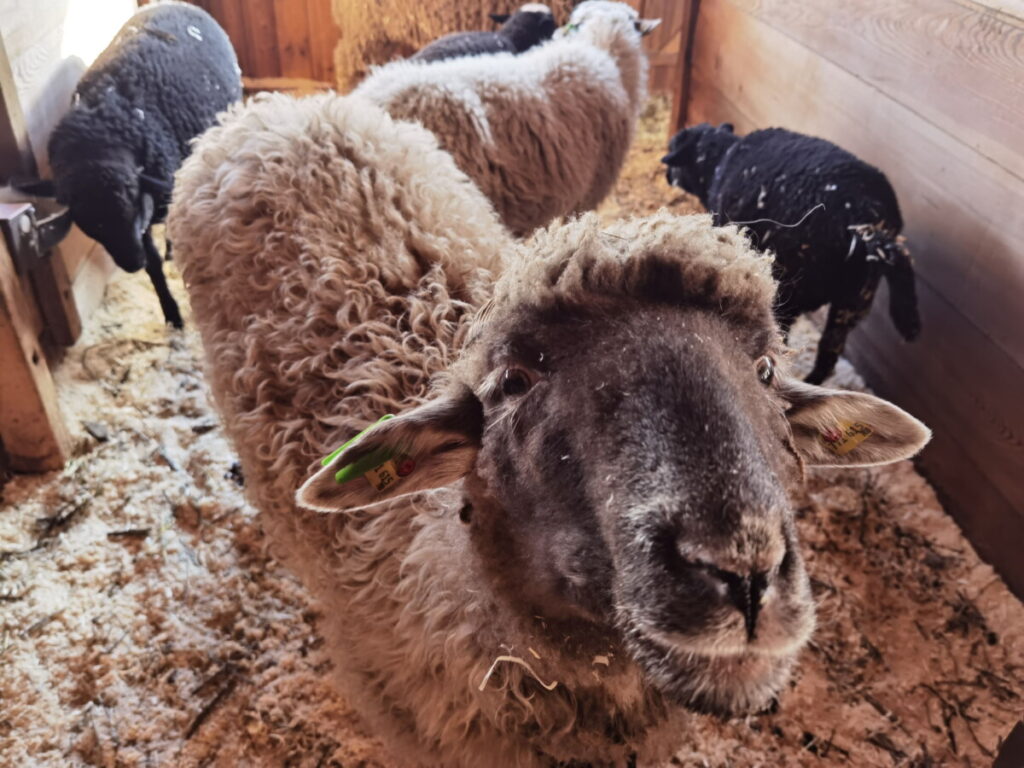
[724,569,770,641]
[679,558,772,640]
[654,525,785,640]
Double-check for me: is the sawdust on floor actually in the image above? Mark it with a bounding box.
[1,98,1022,768]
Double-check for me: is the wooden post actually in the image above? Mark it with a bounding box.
[0,32,82,349]
[672,0,702,132]
[0,30,34,182]
[0,233,70,472]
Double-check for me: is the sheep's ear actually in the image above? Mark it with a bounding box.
[139,173,173,196]
[135,192,155,238]
[490,12,510,23]
[779,378,931,467]
[637,18,661,36]
[296,385,483,513]
[14,178,57,197]
[661,147,687,166]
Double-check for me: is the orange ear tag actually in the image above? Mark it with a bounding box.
[363,456,416,492]
[821,420,873,456]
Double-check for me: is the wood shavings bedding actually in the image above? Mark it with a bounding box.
[1,98,1020,767]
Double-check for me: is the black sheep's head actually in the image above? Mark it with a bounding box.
[54,156,169,273]
[662,123,736,203]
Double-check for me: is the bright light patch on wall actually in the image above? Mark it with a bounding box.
[60,0,138,63]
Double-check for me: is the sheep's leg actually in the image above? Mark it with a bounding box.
[164,238,173,262]
[143,229,184,328]
[805,294,874,385]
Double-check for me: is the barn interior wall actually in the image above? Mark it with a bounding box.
[681,0,1024,597]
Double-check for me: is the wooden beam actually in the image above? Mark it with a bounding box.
[241,75,331,96]
[0,232,70,472]
[673,0,701,132]
[0,22,35,182]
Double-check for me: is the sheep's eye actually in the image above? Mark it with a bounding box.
[756,355,775,384]
[501,367,535,397]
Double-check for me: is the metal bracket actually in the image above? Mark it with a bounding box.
[0,201,73,274]
[0,200,79,346]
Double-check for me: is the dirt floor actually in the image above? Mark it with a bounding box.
[2,99,1022,767]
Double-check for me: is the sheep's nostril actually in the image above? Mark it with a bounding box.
[746,572,770,641]
[720,569,769,641]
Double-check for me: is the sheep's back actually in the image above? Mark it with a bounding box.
[58,3,241,165]
[358,39,634,235]
[412,31,516,62]
[709,129,903,307]
[170,92,505,515]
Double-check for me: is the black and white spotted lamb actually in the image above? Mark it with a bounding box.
[31,2,241,328]
[663,124,921,384]
[410,4,556,62]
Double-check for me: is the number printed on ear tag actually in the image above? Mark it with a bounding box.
[363,455,415,492]
[820,420,873,456]
[364,460,399,492]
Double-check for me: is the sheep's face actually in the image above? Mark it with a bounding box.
[59,163,156,273]
[461,302,813,715]
[557,1,661,40]
[298,295,930,717]
[663,123,738,204]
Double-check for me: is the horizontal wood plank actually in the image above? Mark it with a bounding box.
[848,278,1024,524]
[727,0,1024,181]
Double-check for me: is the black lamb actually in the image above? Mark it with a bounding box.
[410,4,556,62]
[663,124,921,384]
[30,2,241,328]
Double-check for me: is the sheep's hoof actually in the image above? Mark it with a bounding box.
[166,313,184,330]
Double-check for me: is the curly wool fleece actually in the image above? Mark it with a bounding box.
[169,91,786,767]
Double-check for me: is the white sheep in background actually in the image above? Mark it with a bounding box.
[169,92,930,767]
[354,0,661,236]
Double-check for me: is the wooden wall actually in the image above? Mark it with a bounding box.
[195,0,684,95]
[638,0,693,108]
[681,0,1024,596]
[187,0,339,86]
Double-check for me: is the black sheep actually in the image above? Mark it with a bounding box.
[29,2,241,328]
[410,4,556,62]
[663,124,921,384]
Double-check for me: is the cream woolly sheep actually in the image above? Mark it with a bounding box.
[353,0,660,236]
[169,92,931,767]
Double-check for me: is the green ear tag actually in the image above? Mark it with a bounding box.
[321,415,396,484]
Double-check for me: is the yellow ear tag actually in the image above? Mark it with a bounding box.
[820,420,873,456]
[363,456,416,493]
